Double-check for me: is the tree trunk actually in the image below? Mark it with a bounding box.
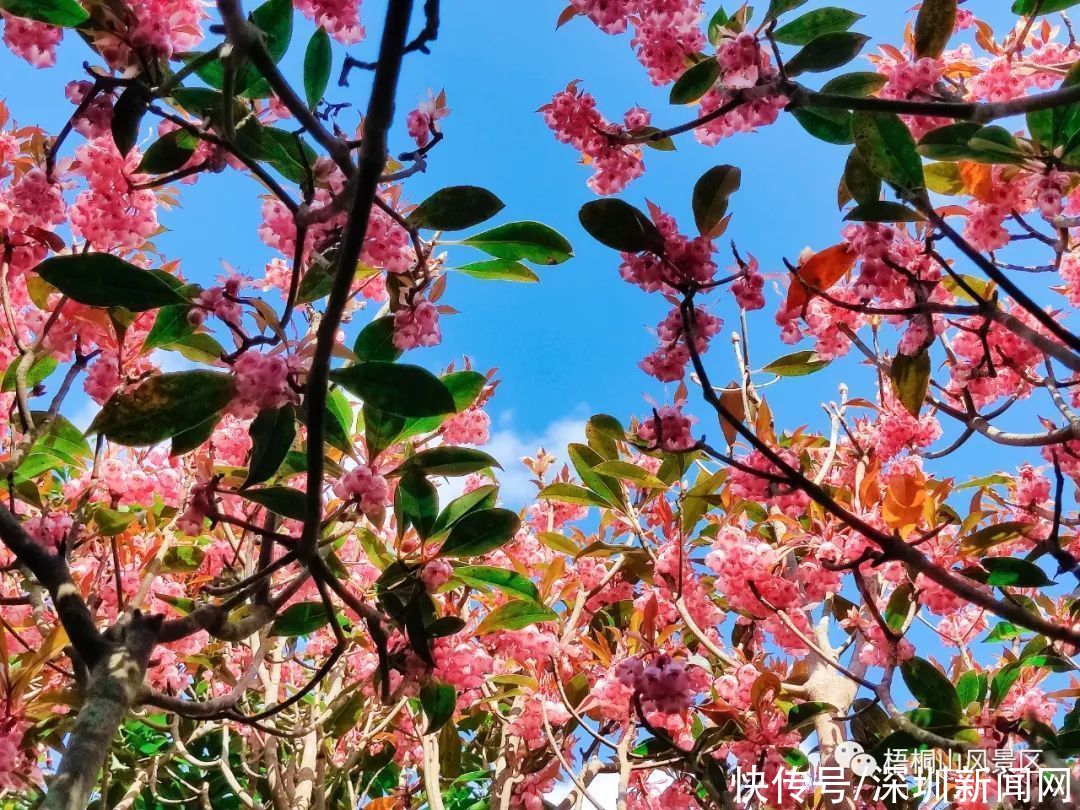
[42,614,159,810]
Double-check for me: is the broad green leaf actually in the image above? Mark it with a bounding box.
[537,482,609,508]
[961,520,1035,555]
[762,350,831,377]
[766,0,808,20]
[923,161,964,195]
[363,403,404,460]
[917,122,983,160]
[821,71,887,97]
[845,201,924,223]
[982,557,1053,588]
[579,199,664,253]
[303,27,332,110]
[786,32,869,76]
[843,148,881,206]
[432,485,499,534]
[791,107,853,144]
[956,671,987,707]
[0,0,88,26]
[271,601,330,636]
[773,7,863,46]
[234,121,317,184]
[89,371,234,447]
[1012,0,1080,14]
[1,355,57,392]
[239,486,307,520]
[453,565,541,603]
[670,57,719,104]
[889,350,930,417]
[161,544,206,572]
[590,460,666,489]
[476,600,558,634]
[408,186,505,231]
[353,316,402,363]
[461,221,573,265]
[35,254,187,311]
[94,507,137,537]
[330,362,456,418]
[853,112,925,189]
[438,509,521,557]
[983,622,1023,643]
[914,0,956,58]
[419,680,456,734]
[143,305,195,352]
[692,164,741,238]
[170,413,219,456]
[138,130,197,175]
[394,446,500,477]
[884,583,914,634]
[900,657,962,719]
[243,405,296,488]
[111,85,149,158]
[396,470,439,539]
[458,260,539,282]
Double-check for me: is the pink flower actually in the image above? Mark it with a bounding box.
[636,405,695,451]
[2,13,61,67]
[393,300,441,349]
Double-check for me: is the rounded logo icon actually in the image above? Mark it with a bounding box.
[833,741,864,769]
[850,752,879,778]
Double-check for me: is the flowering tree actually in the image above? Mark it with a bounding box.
[7,0,1080,807]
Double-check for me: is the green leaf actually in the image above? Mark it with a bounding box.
[1012,0,1080,14]
[590,460,666,489]
[407,186,505,231]
[234,121,317,184]
[0,0,88,26]
[138,130,198,175]
[395,446,501,477]
[461,221,573,265]
[363,404,404,460]
[271,602,330,636]
[884,583,914,634]
[94,506,137,537]
[791,107,853,144]
[419,681,456,734]
[844,201,924,223]
[303,28,332,110]
[916,122,983,160]
[773,7,863,46]
[820,71,887,97]
[432,485,498,534]
[669,57,719,104]
[143,305,195,352]
[453,565,541,603]
[762,350,831,377]
[476,600,558,634]
[914,0,956,58]
[784,701,836,731]
[956,671,987,707]
[900,657,962,719]
[1,355,57,392]
[458,260,539,282]
[786,32,869,76]
[89,371,234,447]
[111,85,149,158]
[396,470,439,539]
[982,557,1053,588]
[239,486,307,520]
[243,405,296,488]
[439,509,521,558]
[889,350,930,418]
[708,8,730,45]
[961,520,1035,555]
[330,362,456,418]
[692,165,741,238]
[353,316,402,363]
[923,161,964,195]
[35,254,187,312]
[170,413,220,456]
[766,0,808,20]
[537,482,609,508]
[161,544,206,572]
[984,622,1024,643]
[853,112,925,189]
[843,148,881,206]
[578,199,664,253]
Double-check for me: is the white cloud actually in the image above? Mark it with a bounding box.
[484,410,589,507]
[548,773,619,808]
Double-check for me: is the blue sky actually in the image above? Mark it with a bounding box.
[0,1,1035,486]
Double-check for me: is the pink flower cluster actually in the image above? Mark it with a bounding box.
[2,13,61,67]
[619,207,716,291]
[393,300,441,349]
[91,0,206,65]
[615,653,695,714]
[231,350,297,415]
[441,407,490,445]
[727,449,810,517]
[640,304,721,382]
[731,254,765,310]
[293,0,364,44]
[635,405,695,451]
[332,464,389,520]
[68,137,158,252]
[541,85,646,195]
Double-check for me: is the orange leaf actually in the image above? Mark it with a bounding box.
[785,244,857,312]
[882,472,927,533]
[958,161,993,201]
